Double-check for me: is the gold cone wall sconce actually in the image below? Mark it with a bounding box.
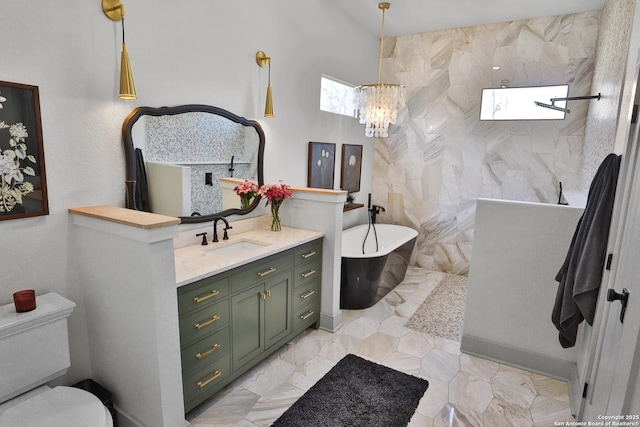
[256,51,274,118]
[102,0,137,99]
[355,2,405,137]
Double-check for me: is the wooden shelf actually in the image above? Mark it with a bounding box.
[343,203,364,212]
[68,205,181,229]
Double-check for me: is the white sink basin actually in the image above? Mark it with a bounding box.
[203,239,270,257]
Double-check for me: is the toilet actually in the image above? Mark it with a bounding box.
[0,292,113,427]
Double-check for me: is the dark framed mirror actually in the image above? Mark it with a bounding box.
[122,104,265,224]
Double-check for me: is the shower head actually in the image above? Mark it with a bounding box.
[534,100,570,114]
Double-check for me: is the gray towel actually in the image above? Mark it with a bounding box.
[552,153,621,348]
[134,148,151,212]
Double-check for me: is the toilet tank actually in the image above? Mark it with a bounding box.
[0,293,76,404]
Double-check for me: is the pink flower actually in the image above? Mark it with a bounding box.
[234,180,258,196]
[258,183,292,205]
[234,180,259,208]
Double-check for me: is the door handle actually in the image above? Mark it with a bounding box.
[606,288,629,323]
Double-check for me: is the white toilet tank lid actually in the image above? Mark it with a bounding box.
[0,293,75,339]
[0,386,109,427]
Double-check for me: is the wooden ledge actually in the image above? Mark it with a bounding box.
[219,177,347,196]
[69,205,181,229]
[343,203,364,212]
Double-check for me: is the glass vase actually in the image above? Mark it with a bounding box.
[240,195,253,209]
[270,202,282,232]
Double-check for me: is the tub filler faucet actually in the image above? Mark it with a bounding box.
[369,204,385,224]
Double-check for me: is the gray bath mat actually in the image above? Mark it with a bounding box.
[271,354,428,426]
[406,274,468,341]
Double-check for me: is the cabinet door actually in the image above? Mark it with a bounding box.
[264,271,293,349]
[231,284,264,370]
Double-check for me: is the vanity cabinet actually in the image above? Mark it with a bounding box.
[177,238,322,413]
[231,270,293,370]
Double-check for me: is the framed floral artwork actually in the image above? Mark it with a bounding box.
[340,144,362,193]
[0,81,48,220]
[307,142,335,189]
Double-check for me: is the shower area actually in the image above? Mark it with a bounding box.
[371,10,604,275]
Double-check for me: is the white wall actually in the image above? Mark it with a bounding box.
[462,199,584,379]
[0,0,376,384]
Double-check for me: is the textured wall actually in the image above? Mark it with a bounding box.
[145,114,257,215]
[373,12,601,274]
[581,0,636,189]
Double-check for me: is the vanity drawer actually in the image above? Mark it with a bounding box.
[293,279,320,311]
[294,240,322,266]
[293,259,321,289]
[181,326,230,377]
[231,251,294,293]
[179,300,230,347]
[294,300,320,333]
[183,354,231,413]
[178,276,230,315]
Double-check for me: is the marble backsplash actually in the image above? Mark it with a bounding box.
[372,11,602,274]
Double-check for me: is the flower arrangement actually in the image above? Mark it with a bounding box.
[234,179,258,208]
[0,114,37,213]
[258,183,292,231]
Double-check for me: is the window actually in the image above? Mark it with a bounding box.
[480,85,569,120]
[320,75,358,118]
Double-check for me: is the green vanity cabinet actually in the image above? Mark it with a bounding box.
[177,237,322,413]
[177,273,232,412]
[293,240,322,333]
[231,270,293,370]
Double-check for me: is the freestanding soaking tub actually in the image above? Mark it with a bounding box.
[340,223,418,309]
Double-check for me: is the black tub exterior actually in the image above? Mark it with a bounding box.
[340,236,417,309]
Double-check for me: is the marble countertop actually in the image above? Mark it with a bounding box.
[174,225,324,287]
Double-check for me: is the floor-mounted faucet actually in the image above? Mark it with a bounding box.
[369,204,385,224]
[366,193,386,224]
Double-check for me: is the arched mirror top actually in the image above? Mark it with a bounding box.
[122,104,265,224]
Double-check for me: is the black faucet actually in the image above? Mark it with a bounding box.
[196,232,208,245]
[369,204,386,224]
[557,181,568,205]
[229,155,235,177]
[212,217,232,242]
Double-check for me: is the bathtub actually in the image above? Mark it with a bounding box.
[340,224,418,309]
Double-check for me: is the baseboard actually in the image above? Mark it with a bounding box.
[113,404,190,427]
[460,334,578,382]
[320,310,343,333]
[113,404,145,427]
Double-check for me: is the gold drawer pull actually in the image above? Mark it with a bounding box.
[257,267,276,277]
[195,344,221,360]
[300,310,315,320]
[194,315,220,330]
[300,290,315,299]
[301,251,316,259]
[193,290,220,303]
[197,370,222,388]
[301,269,316,278]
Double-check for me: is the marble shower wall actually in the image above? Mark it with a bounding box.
[372,12,601,274]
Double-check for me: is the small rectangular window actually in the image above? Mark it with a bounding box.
[320,75,358,118]
[480,85,569,120]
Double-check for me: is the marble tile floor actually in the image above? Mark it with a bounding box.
[187,267,574,427]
